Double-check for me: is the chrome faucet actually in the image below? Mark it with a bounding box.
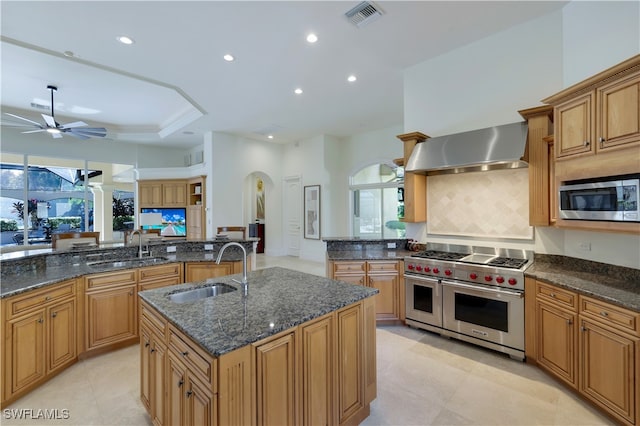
[129,230,149,259]
[216,242,248,295]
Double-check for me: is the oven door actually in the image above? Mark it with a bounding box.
[405,275,442,328]
[442,280,524,351]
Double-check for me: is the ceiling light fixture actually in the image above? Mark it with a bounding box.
[348,75,357,82]
[294,88,303,95]
[223,54,235,62]
[267,135,274,139]
[306,33,318,43]
[117,35,134,45]
[46,128,61,134]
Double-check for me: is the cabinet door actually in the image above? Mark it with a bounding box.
[555,92,595,159]
[300,315,334,426]
[536,301,577,388]
[167,352,187,426]
[9,310,46,395]
[47,299,76,373]
[580,319,638,424]
[368,274,400,321]
[185,262,233,282]
[164,183,187,206]
[187,206,203,241]
[85,285,137,350]
[337,304,364,424]
[140,327,152,413]
[255,332,297,426]
[140,183,163,206]
[597,72,640,151]
[185,375,215,426]
[151,337,166,426]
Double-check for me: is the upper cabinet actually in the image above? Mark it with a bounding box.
[139,180,187,208]
[543,55,640,173]
[396,132,428,223]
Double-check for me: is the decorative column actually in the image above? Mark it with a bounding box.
[90,184,115,242]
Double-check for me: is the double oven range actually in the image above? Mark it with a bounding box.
[404,243,532,361]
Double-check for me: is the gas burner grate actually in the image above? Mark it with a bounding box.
[487,257,528,269]
[412,250,467,261]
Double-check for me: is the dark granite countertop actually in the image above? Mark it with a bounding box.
[525,255,640,311]
[0,251,246,299]
[139,266,378,357]
[327,249,413,261]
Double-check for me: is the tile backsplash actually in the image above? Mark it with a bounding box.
[427,168,532,239]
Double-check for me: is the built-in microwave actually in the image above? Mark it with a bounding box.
[559,175,639,222]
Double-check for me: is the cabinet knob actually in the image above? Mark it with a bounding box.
[185,390,193,398]
[600,311,608,317]
[44,296,51,301]
[51,312,57,318]
[178,379,184,388]
[129,290,134,296]
[182,351,188,357]
[550,293,556,298]
[150,348,156,354]
[583,140,590,147]
[38,317,44,324]
[567,319,573,325]
[145,341,150,348]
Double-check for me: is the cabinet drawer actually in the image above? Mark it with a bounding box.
[580,296,640,336]
[367,261,400,273]
[141,302,167,338]
[168,325,216,390]
[536,282,577,311]
[7,280,76,319]
[85,270,137,291]
[139,263,181,282]
[333,262,366,274]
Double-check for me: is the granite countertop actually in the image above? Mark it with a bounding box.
[0,251,245,299]
[139,266,378,357]
[327,249,413,261]
[525,258,640,311]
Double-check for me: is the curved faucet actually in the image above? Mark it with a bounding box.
[129,229,147,259]
[216,242,248,295]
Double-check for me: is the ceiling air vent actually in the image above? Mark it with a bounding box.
[345,1,384,28]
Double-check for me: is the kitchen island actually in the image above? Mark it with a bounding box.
[138,267,378,426]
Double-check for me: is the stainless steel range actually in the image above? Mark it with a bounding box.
[404,243,533,361]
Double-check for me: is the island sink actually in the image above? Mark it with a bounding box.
[167,283,237,303]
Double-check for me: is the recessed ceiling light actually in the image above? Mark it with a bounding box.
[294,88,303,95]
[63,51,75,58]
[223,54,235,62]
[306,33,318,43]
[117,35,134,45]
[267,135,274,139]
[347,75,357,82]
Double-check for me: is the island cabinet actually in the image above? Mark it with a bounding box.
[84,270,139,353]
[139,263,183,292]
[1,279,77,406]
[184,261,246,283]
[527,278,640,425]
[141,296,376,426]
[140,303,167,426]
[330,260,404,323]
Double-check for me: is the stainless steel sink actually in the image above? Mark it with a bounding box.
[168,284,237,303]
[88,256,169,269]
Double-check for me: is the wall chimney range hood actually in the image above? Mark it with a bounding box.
[405,122,529,175]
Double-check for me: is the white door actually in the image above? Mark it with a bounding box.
[284,176,301,257]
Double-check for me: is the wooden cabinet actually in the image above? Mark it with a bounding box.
[139,182,163,207]
[579,295,640,425]
[535,281,578,388]
[2,279,77,404]
[84,270,138,352]
[528,278,640,425]
[184,261,245,283]
[138,180,187,207]
[139,263,182,291]
[396,132,428,223]
[597,72,640,150]
[330,259,404,323]
[163,182,187,206]
[140,301,168,426]
[187,176,206,240]
[555,92,595,158]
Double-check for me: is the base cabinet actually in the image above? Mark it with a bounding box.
[184,261,246,283]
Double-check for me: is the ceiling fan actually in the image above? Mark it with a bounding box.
[4,85,107,140]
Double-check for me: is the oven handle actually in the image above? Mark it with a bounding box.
[442,280,524,299]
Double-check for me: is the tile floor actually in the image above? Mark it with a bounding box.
[2,255,614,425]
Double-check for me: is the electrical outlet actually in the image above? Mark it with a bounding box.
[387,242,397,249]
[578,242,591,251]
[166,246,177,253]
[204,244,214,251]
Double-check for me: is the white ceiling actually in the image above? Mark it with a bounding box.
[0,1,567,148]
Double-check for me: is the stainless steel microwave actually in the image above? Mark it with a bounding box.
[559,175,639,222]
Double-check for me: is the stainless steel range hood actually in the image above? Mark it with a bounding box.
[405,122,529,175]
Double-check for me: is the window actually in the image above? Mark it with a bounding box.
[350,162,405,238]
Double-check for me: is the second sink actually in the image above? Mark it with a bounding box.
[168,284,237,304]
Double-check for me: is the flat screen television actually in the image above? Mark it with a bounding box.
[140,208,187,237]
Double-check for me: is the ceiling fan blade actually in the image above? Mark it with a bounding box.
[41,114,57,128]
[65,131,90,140]
[60,121,88,129]
[21,129,47,134]
[5,113,42,126]
[68,127,107,137]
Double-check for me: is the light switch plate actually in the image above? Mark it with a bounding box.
[204,244,214,251]
[387,242,397,249]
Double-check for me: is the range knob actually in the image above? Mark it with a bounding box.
[424,266,431,273]
[416,265,423,272]
[407,264,414,270]
[469,273,478,280]
[508,278,517,286]
[444,269,452,276]
[496,276,505,284]
[433,267,440,274]
[484,275,493,282]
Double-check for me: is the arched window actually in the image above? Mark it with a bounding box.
[350,162,405,238]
